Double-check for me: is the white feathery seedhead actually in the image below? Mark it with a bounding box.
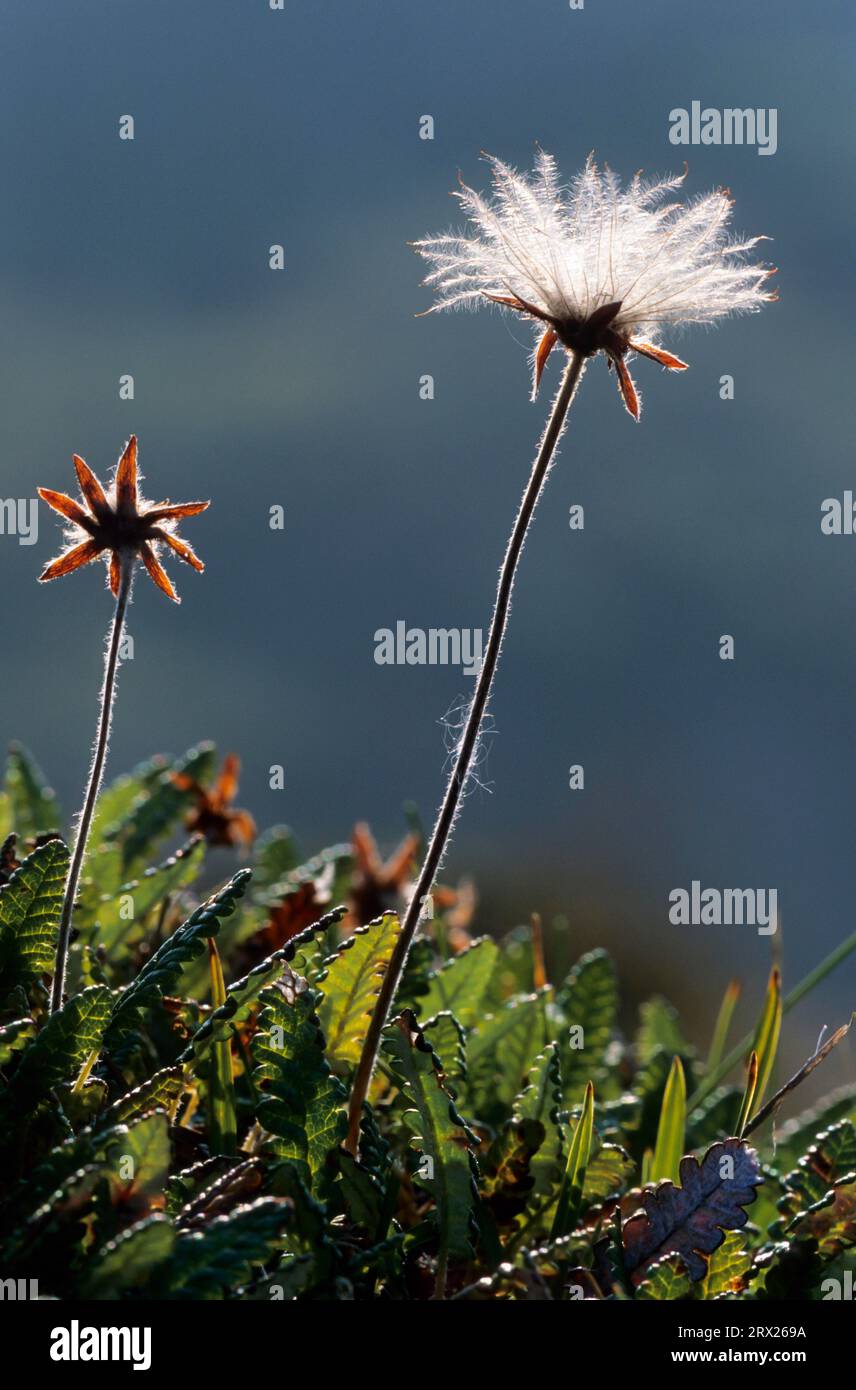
[414,151,776,417]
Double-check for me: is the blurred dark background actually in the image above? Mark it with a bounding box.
[1,0,854,1083]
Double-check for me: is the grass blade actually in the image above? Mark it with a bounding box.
[706,978,740,1076]
[734,1049,759,1138]
[689,925,856,1112]
[650,1056,686,1185]
[551,1080,594,1239]
[206,937,237,1155]
[749,968,782,1113]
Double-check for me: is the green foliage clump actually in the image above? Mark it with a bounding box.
[0,741,854,1301]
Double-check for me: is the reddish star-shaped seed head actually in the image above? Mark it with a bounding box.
[38,435,209,602]
[172,753,257,848]
[347,822,419,927]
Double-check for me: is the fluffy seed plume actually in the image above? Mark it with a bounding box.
[414,151,776,417]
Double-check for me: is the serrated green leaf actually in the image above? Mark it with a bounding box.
[636,1254,692,1300]
[750,1237,827,1299]
[5,744,60,839]
[513,1043,566,1198]
[7,1162,105,1272]
[337,1100,397,1245]
[3,1132,104,1234]
[252,825,301,890]
[104,1110,171,1199]
[265,1165,337,1298]
[556,949,617,1099]
[173,1158,267,1233]
[103,1066,185,1126]
[89,753,174,851]
[85,838,205,956]
[780,1121,856,1217]
[787,1177,856,1259]
[285,908,346,986]
[418,937,499,1028]
[179,906,346,1069]
[773,1085,856,1170]
[104,869,251,1047]
[467,990,550,1114]
[167,1197,293,1299]
[317,912,400,1065]
[699,1231,752,1298]
[336,1145,392,1240]
[487,924,535,1005]
[164,1155,240,1216]
[252,983,346,1190]
[348,1097,393,1188]
[0,1014,36,1066]
[585,1141,635,1205]
[108,743,215,875]
[85,1213,175,1297]
[261,842,353,920]
[78,842,125,905]
[480,1117,544,1233]
[422,1011,467,1093]
[0,837,69,995]
[0,1108,174,1249]
[637,997,693,1066]
[60,1076,108,1127]
[382,1010,477,1282]
[7,984,112,1105]
[397,935,435,1010]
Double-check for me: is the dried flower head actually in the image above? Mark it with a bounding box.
[173,753,256,848]
[414,152,776,417]
[256,872,336,955]
[348,821,419,927]
[38,435,209,601]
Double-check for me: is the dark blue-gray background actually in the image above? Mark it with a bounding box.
[1,1,854,1078]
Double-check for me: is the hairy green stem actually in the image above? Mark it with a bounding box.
[50,559,133,1014]
[345,352,587,1155]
